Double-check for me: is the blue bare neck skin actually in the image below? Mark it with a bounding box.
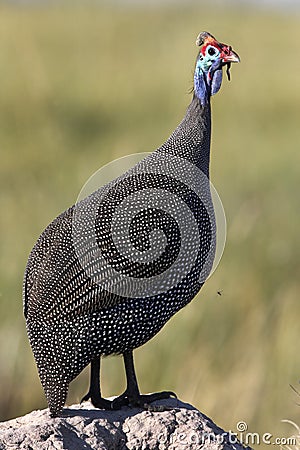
[194,58,223,107]
[156,59,224,177]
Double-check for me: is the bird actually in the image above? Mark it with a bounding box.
[23,31,239,417]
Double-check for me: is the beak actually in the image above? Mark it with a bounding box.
[222,48,240,64]
[220,46,240,81]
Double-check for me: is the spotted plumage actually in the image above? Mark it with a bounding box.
[23,32,239,416]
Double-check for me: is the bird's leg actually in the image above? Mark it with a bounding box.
[112,351,177,410]
[81,356,112,409]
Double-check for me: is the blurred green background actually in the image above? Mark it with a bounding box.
[0,0,299,446]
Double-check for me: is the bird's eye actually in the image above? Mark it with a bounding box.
[208,46,216,56]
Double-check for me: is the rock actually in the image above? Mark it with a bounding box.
[0,398,252,450]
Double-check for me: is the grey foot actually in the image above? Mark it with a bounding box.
[112,390,177,411]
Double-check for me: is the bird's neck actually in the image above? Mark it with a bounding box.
[158,94,212,178]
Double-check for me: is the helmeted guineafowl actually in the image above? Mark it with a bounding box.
[23,32,239,417]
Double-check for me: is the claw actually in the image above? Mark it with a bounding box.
[80,392,91,404]
[80,390,112,409]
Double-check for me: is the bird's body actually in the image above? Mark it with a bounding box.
[23,32,239,417]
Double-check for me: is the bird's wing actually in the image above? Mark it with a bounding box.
[24,204,121,323]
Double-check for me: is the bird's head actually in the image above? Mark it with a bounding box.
[194,31,240,106]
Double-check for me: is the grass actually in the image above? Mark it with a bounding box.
[0,2,299,445]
